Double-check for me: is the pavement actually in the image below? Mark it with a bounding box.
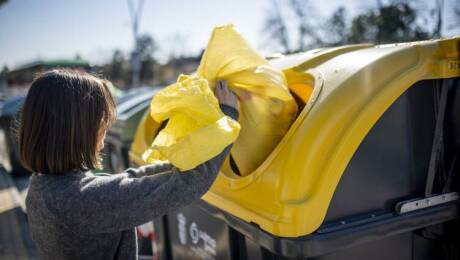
[0,168,37,260]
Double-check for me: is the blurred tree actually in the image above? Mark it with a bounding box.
[262,0,444,54]
[136,34,157,85]
[100,50,128,88]
[0,66,8,91]
[1,66,8,75]
[137,34,157,61]
[263,0,325,52]
[325,7,349,46]
[110,50,126,82]
[262,0,291,53]
[431,0,444,38]
[74,53,83,60]
[347,12,378,44]
[289,0,322,51]
[347,1,430,44]
[0,0,7,8]
[99,34,159,88]
[140,56,155,84]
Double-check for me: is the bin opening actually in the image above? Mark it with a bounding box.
[285,69,315,113]
[221,69,315,179]
[142,116,169,150]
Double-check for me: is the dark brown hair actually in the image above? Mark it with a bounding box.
[19,69,116,174]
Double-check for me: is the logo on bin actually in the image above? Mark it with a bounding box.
[189,222,216,256]
[177,213,187,245]
[189,222,200,244]
[176,213,217,258]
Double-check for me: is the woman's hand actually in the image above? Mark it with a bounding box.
[214,80,239,111]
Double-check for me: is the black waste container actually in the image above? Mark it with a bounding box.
[150,77,460,260]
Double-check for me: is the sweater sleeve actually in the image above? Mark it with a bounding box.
[122,162,173,178]
[71,105,238,234]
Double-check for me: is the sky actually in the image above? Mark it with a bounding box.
[0,0,367,68]
[0,0,456,69]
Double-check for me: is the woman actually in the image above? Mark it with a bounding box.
[20,69,239,260]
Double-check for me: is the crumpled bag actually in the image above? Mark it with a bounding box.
[143,24,297,175]
[142,74,241,170]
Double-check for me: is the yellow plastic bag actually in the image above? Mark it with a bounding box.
[143,25,298,175]
[142,75,241,170]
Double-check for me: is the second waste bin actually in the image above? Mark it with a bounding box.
[104,87,160,257]
[104,87,159,173]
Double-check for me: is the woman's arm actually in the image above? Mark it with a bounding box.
[76,146,232,234]
[70,87,239,234]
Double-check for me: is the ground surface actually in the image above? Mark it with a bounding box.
[0,168,37,260]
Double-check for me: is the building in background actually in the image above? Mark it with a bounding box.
[4,59,91,97]
[156,55,201,85]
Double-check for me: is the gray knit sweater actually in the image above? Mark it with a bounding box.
[26,105,238,260]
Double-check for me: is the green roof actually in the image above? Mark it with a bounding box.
[12,59,90,72]
[41,59,90,67]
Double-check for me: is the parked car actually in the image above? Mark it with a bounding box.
[0,95,26,174]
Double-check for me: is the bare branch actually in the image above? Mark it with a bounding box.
[289,0,323,51]
[432,0,444,37]
[262,0,291,53]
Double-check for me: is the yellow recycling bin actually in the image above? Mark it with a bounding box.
[131,36,460,242]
